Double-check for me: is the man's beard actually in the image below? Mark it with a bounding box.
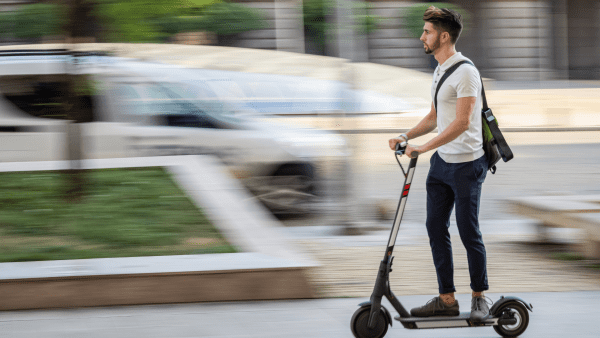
[424,37,440,55]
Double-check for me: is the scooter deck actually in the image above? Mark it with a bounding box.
[394,312,497,329]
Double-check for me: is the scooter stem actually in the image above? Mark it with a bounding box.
[384,155,418,259]
[367,154,418,328]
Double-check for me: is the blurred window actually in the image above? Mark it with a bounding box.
[116,84,141,100]
[247,81,283,98]
[111,84,145,115]
[205,80,247,99]
[139,84,180,115]
[111,81,243,129]
[163,82,217,99]
[281,82,312,99]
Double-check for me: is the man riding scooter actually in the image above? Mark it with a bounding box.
[389,6,490,322]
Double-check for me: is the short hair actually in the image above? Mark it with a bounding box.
[423,6,463,44]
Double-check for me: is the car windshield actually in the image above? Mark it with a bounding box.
[111,80,247,125]
[160,82,249,124]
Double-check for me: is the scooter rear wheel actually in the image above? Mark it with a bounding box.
[493,302,529,337]
[350,306,389,338]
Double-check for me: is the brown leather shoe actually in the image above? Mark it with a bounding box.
[410,296,460,317]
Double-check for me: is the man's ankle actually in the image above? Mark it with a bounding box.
[440,293,456,305]
[472,291,484,298]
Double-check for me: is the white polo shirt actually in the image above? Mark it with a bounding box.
[431,52,484,163]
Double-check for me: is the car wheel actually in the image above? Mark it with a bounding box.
[245,163,319,216]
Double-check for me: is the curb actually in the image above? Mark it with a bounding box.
[0,156,318,311]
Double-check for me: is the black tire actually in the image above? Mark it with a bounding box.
[493,302,529,337]
[350,306,389,338]
[272,163,318,195]
[268,163,319,216]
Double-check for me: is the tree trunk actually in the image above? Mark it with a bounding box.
[61,0,98,202]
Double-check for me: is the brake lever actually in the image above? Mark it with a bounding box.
[394,142,418,177]
[395,142,419,158]
[395,142,408,177]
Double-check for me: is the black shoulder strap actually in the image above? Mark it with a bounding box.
[434,60,487,112]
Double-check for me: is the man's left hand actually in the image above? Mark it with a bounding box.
[405,144,423,158]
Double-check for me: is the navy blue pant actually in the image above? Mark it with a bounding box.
[425,152,488,294]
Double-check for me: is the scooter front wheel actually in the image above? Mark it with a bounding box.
[493,302,529,337]
[350,306,389,338]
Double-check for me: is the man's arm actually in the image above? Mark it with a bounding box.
[407,96,476,156]
[388,102,437,150]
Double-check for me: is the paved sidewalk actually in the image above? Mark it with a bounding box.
[294,233,600,298]
[2,292,600,338]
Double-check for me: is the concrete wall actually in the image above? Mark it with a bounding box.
[232,0,305,53]
[567,0,600,79]
[367,0,430,71]
[363,0,561,80]
[480,1,556,80]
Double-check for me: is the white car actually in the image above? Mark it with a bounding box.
[0,52,347,215]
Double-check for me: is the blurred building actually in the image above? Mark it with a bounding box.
[230,0,598,81]
[1,0,598,80]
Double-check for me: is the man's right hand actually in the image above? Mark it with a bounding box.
[388,136,406,150]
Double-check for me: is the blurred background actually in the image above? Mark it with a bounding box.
[0,0,600,304]
[0,1,600,336]
[0,0,595,79]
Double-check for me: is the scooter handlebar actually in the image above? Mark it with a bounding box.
[394,141,407,155]
[395,141,419,158]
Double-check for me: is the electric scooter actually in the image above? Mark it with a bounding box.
[350,142,532,338]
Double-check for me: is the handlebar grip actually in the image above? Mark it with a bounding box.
[395,141,407,155]
[395,141,407,151]
[411,151,419,158]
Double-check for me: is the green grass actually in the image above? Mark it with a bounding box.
[551,252,600,271]
[0,167,236,262]
[551,252,586,261]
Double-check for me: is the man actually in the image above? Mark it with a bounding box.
[388,6,490,321]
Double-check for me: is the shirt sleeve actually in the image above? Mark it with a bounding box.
[455,66,480,98]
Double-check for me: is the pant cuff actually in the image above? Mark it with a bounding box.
[471,286,489,293]
[439,287,456,294]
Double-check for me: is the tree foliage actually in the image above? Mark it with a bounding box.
[303,0,382,54]
[8,3,65,39]
[154,2,268,36]
[94,0,188,42]
[199,2,268,36]
[1,0,268,43]
[93,0,269,41]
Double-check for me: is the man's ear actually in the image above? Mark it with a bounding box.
[441,31,450,43]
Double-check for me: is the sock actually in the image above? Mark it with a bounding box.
[472,291,484,298]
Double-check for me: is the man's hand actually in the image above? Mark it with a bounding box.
[388,136,406,150]
[405,144,422,158]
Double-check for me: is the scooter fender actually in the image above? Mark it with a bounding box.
[358,301,393,327]
[490,296,533,316]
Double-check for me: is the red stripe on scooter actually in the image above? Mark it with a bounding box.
[403,190,409,196]
[404,184,411,190]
